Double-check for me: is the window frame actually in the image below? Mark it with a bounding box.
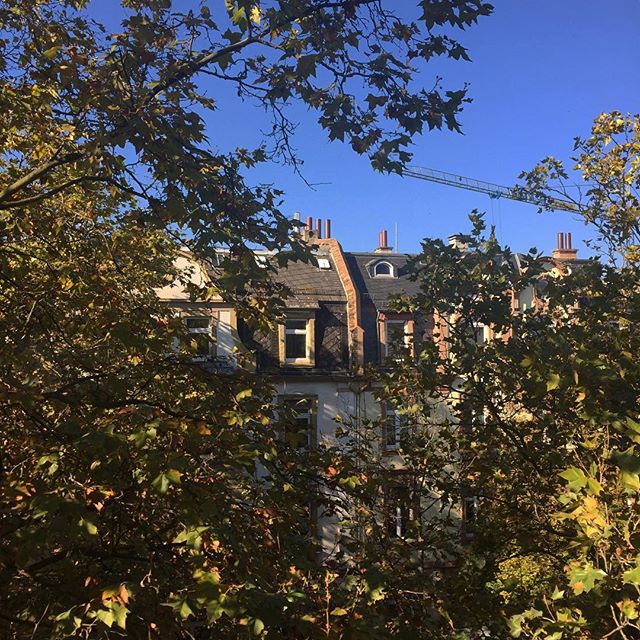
[462,495,479,541]
[372,260,395,278]
[383,402,402,451]
[384,319,411,360]
[184,315,214,359]
[384,480,418,540]
[276,395,318,449]
[279,314,315,366]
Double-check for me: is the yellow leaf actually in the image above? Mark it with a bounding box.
[250,6,261,24]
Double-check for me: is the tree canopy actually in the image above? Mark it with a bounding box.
[381,112,640,639]
[0,1,494,638]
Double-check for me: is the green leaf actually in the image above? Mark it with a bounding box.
[172,598,193,620]
[252,618,264,635]
[165,468,182,484]
[559,467,587,491]
[623,565,640,585]
[231,6,245,24]
[330,607,349,616]
[235,388,252,401]
[111,603,128,630]
[43,46,60,59]
[546,372,561,391]
[152,473,170,495]
[507,614,523,638]
[622,471,640,493]
[80,518,98,535]
[568,563,607,594]
[96,608,115,628]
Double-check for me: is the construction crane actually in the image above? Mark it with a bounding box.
[404,165,579,213]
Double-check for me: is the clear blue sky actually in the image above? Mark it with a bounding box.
[210,0,640,257]
[91,1,640,257]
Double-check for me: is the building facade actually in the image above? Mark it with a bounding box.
[157,222,581,555]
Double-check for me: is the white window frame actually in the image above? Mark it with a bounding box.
[277,395,317,449]
[472,321,486,345]
[284,318,311,364]
[384,320,410,359]
[373,261,395,278]
[386,484,415,539]
[384,402,402,450]
[185,316,213,359]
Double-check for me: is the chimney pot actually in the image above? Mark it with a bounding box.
[315,218,322,239]
[325,218,331,239]
[375,229,392,253]
[552,231,577,261]
[306,216,313,231]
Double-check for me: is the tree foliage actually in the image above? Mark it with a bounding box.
[0,1,494,638]
[380,112,640,639]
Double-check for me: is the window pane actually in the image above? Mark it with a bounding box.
[385,485,413,538]
[191,334,211,356]
[286,319,307,331]
[286,332,307,359]
[375,262,391,276]
[386,321,406,357]
[386,416,399,447]
[281,398,312,448]
[385,403,400,448]
[186,318,210,329]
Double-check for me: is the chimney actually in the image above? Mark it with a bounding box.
[324,218,331,239]
[375,229,392,253]
[315,218,322,239]
[303,216,313,241]
[552,232,577,261]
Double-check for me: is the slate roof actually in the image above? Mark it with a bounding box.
[204,249,346,309]
[270,249,346,308]
[344,252,423,309]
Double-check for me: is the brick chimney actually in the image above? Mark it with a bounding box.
[374,229,393,253]
[552,232,578,261]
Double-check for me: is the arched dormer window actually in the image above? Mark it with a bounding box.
[373,261,394,278]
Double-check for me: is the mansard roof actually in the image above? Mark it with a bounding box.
[269,249,347,308]
[344,252,423,309]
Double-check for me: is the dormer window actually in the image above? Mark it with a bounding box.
[373,261,394,278]
[278,314,315,366]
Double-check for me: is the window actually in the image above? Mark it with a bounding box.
[463,496,478,524]
[185,317,213,357]
[462,496,478,541]
[317,258,331,270]
[285,319,308,360]
[385,483,417,539]
[384,402,403,450]
[384,320,410,359]
[278,396,316,449]
[472,322,486,345]
[280,316,315,365]
[373,261,394,278]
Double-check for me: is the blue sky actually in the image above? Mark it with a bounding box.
[91,1,640,257]
[231,0,640,257]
